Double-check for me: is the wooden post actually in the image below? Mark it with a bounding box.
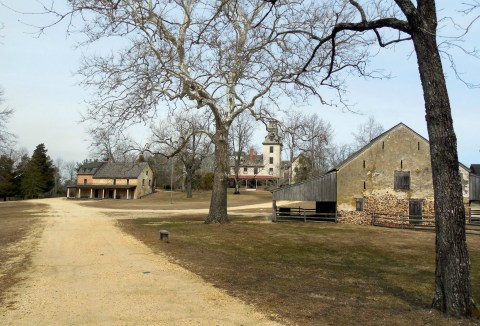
[272,200,277,221]
[114,189,117,199]
[66,188,70,198]
[90,189,93,199]
[127,189,130,200]
[102,189,105,199]
[78,188,81,199]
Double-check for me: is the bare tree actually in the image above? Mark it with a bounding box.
[149,111,213,198]
[352,116,385,149]
[280,111,306,185]
[230,112,255,194]
[265,0,476,316]
[0,87,15,154]
[296,114,333,177]
[281,111,333,181]
[44,1,340,224]
[87,126,136,163]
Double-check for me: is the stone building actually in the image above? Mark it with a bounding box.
[229,122,283,189]
[67,161,154,199]
[272,123,471,224]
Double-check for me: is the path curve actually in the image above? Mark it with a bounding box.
[0,198,281,325]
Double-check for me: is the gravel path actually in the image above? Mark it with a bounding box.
[0,198,281,326]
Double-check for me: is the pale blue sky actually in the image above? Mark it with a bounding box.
[0,1,479,166]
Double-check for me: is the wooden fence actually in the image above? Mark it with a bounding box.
[372,210,480,235]
[274,207,337,223]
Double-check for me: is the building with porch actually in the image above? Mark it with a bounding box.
[67,161,154,200]
[229,123,283,189]
[271,123,471,224]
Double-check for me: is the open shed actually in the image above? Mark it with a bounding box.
[271,172,337,222]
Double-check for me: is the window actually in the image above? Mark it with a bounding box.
[126,179,129,185]
[146,170,149,176]
[243,167,248,173]
[149,180,151,186]
[356,198,364,212]
[83,179,87,185]
[113,178,116,185]
[142,179,145,186]
[269,168,274,175]
[363,160,365,169]
[394,171,410,191]
[254,168,258,175]
[270,146,273,153]
[269,157,274,164]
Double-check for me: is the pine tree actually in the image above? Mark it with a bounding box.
[21,144,55,198]
[0,155,16,201]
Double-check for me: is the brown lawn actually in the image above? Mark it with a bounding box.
[111,191,480,326]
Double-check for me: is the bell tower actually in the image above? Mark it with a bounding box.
[262,122,282,178]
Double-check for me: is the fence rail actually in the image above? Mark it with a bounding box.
[372,211,480,235]
[274,207,337,223]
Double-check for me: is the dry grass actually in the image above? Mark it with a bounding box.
[0,201,48,307]
[117,213,480,326]
[78,189,273,210]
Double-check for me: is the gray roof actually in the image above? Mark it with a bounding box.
[471,164,480,175]
[78,161,105,175]
[93,162,149,179]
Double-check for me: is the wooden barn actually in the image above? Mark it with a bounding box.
[271,123,471,224]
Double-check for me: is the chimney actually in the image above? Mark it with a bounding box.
[249,149,254,161]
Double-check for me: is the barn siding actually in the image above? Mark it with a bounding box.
[470,174,480,201]
[271,172,336,202]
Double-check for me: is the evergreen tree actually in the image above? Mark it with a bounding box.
[0,154,16,201]
[21,144,55,198]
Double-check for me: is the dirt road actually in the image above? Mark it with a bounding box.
[0,198,280,325]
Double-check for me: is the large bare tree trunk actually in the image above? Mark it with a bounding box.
[411,15,472,316]
[205,126,229,224]
[185,166,193,199]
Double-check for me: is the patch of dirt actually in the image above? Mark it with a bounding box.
[0,202,48,308]
[0,198,280,325]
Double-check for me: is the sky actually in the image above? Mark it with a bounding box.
[0,1,479,166]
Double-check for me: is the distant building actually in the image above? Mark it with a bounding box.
[229,122,283,189]
[67,161,154,199]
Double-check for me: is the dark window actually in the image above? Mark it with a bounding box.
[394,171,410,191]
[269,168,274,175]
[401,160,403,169]
[418,142,420,150]
[356,198,364,212]
[142,179,145,186]
[382,141,384,150]
[243,167,247,173]
[83,179,87,185]
[254,168,258,174]
[269,157,274,164]
[146,170,149,176]
[270,146,274,153]
[363,160,365,169]
[113,178,116,185]
[363,181,366,190]
[126,179,129,185]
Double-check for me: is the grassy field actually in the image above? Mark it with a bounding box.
[0,201,47,308]
[117,212,480,325]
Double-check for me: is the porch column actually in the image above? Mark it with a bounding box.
[90,189,93,199]
[114,189,117,199]
[66,188,70,198]
[78,188,81,198]
[127,189,130,200]
[102,189,105,199]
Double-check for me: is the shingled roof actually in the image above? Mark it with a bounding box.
[77,161,105,175]
[93,162,149,179]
